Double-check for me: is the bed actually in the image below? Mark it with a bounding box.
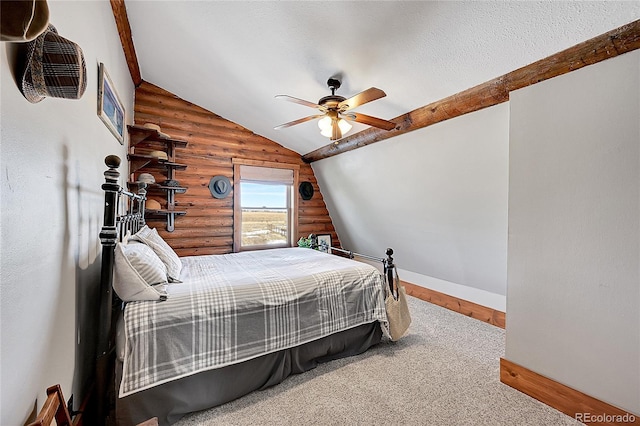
[96,155,395,425]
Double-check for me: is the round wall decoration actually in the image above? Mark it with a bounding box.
[299,181,314,200]
[209,175,231,199]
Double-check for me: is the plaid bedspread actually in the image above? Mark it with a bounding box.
[119,247,388,396]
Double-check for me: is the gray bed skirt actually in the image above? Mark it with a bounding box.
[115,322,383,426]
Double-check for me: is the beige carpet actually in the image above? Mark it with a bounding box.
[175,296,581,425]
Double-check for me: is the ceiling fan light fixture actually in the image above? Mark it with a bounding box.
[318,116,332,132]
[318,116,351,139]
[320,126,333,138]
[338,118,352,135]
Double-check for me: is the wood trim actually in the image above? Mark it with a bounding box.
[302,19,640,163]
[292,169,299,249]
[232,161,300,252]
[110,0,143,87]
[232,158,300,170]
[500,358,639,424]
[402,281,505,329]
[232,162,241,252]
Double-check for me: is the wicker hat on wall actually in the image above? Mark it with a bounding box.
[143,123,171,139]
[1,0,50,42]
[137,173,155,184]
[162,179,180,187]
[18,24,87,103]
[149,150,168,161]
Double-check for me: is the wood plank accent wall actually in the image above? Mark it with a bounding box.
[133,81,340,256]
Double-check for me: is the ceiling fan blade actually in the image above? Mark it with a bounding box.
[274,115,323,130]
[275,95,320,109]
[345,112,397,131]
[338,87,386,111]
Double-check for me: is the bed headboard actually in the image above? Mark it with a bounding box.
[96,155,147,423]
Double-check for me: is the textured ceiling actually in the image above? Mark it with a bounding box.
[126,1,639,155]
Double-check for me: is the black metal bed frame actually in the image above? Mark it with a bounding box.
[309,234,397,296]
[96,155,147,424]
[95,155,397,424]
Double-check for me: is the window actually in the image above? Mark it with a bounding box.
[233,160,299,252]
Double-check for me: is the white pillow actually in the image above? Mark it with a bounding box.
[121,230,132,245]
[130,225,182,282]
[113,242,168,302]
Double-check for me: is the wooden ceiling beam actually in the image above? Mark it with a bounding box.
[302,19,640,163]
[110,0,142,87]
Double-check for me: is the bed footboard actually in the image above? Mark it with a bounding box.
[309,233,396,295]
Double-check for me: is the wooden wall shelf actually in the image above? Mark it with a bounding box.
[145,209,187,217]
[128,182,188,194]
[127,154,187,173]
[128,124,188,148]
[127,124,188,232]
[154,185,188,193]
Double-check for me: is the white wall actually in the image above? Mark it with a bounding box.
[506,51,639,414]
[312,103,509,310]
[0,2,132,424]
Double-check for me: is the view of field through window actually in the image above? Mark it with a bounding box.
[241,209,288,246]
[241,182,289,247]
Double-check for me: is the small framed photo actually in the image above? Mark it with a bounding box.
[98,62,125,145]
[317,234,331,254]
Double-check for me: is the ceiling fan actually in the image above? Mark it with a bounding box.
[274,78,397,141]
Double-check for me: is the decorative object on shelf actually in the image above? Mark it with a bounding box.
[19,24,86,103]
[299,181,314,200]
[298,234,331,252]
[317,234,332,253]
[146,199,161,210]
[98,62,125,144]
[149,150,168,161]
[128,124,187,148]
[127,124,188,232]
[297,235,312,248]
[1,0,49,42]
[162,179,180,187]
[209,175,231,199]
[137,173,155,184]
[143,123,171,139]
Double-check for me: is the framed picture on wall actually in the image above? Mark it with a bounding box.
[317,234,331,254]
[97,63,125,145]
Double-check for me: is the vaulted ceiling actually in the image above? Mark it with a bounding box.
[124,1,639,156]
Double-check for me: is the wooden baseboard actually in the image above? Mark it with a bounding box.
[500,358,639,425]
[401,281,506,328]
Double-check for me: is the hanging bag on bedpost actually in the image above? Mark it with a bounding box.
[384,251,411,341]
